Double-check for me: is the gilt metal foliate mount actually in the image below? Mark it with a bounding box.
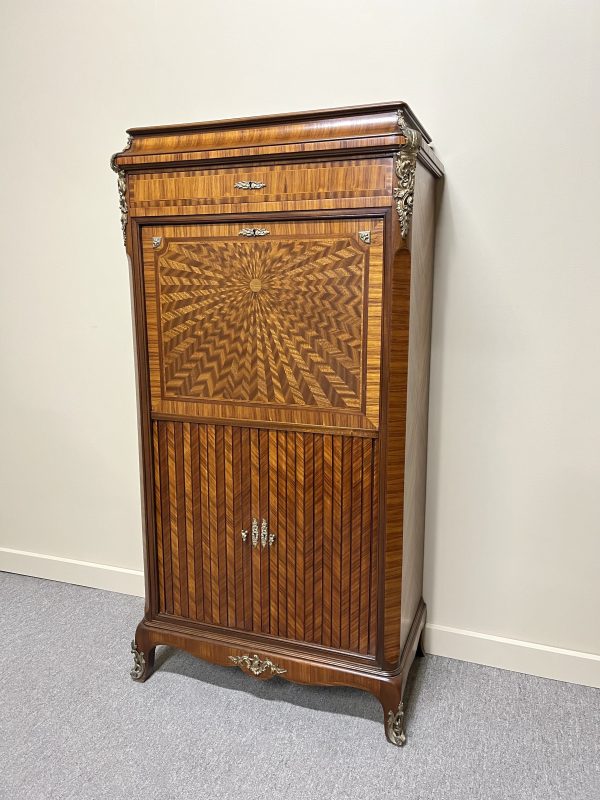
[110,134,132,173]
[386,701,406,746]
[229,653,287,677]
[117,170,128,245]
[393,110,421,240]
[130,640,145,681]
[111,136,133,246]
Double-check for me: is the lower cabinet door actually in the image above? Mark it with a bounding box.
[152,420,378,657]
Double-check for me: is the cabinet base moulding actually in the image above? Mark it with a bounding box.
[131,599,427,747]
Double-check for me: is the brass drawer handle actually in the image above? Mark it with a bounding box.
[239,227,270,237]
[234,180,266,190]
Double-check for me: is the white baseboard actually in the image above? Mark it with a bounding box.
[424,623,600,689]
[0,547,145,597]
[2,548,598,688]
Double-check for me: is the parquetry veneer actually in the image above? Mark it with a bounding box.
[112,102,444,745]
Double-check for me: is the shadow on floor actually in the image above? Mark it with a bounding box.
[149,644,427,725]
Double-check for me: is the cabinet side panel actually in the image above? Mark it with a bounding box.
[381,244,411,666]
[400,164,437,652]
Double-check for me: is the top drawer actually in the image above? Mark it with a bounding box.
[127,158,393,217]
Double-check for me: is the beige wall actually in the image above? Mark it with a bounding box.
[1,0,599,684]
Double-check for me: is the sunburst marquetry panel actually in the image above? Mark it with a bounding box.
[142,219,384,430]
[158,238,364,406]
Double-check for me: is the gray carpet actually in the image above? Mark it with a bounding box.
[0,572,598,800]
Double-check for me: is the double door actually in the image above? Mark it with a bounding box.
[152,420,378,655]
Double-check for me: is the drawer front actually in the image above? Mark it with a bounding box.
[142,218,384,432]
[129,159,393,217]
[152,420,378,657]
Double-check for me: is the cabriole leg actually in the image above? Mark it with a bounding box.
[386,701,406,746]
[130,624,156,682]
[379,677,406,746]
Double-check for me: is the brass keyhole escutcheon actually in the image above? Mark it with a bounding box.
[249,278,262,293]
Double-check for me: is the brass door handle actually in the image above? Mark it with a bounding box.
[261,519,275,548]
[242,519,275,547]
[261,519,268,548]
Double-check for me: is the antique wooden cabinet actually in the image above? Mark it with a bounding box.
[111,103,444,745]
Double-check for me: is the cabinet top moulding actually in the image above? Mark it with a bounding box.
[111,102,444,176]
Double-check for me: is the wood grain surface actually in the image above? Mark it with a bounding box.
[112,103,443,176]
[152,420,378,657]
[399,163,438,654]
[141,217,384,432]
[128,159,393,218]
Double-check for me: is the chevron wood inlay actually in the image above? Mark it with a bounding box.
[158,237,364,407]
[143,219,384,431]
[152,420,378,657]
